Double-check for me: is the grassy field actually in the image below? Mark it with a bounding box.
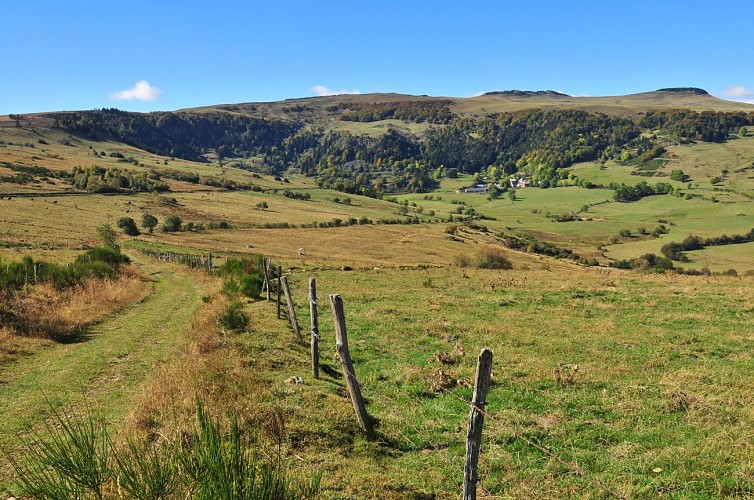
[0,253,202,489]
[2,99,754,496]
[165,261,751,498]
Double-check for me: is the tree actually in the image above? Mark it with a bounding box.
[508,188,517,202]
[162,215,183,232]
[739,126,748,137]
[96,224,119,251]
[116,217,139,236]
[670,169,689,182]
[141,213,158,233]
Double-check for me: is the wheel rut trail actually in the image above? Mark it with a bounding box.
[0,254,202,483]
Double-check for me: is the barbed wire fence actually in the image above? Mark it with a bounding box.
[272,268,626,499]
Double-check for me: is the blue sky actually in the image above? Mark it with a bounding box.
[3,0,754,114]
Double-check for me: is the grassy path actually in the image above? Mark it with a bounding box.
[0,254,202,485]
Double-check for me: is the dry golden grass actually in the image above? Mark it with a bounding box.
[2,267,149,344]
[122,275,271,444]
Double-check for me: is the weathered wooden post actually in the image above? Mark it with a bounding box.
[309,277,319,379]
[276,265,282,319]
[280,276,301,339]
[463,348,493,500]
[329,294,374,439]
[208,252,212,271]
[263,258,272,301]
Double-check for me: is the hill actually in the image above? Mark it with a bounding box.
[1,89,754,497]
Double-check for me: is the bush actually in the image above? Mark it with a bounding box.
[77,247,130,266]
[474,247,513,269]
[117,217,140,236]
[219,301,249,333]
[239,274,263,299]
[162,215,183,232]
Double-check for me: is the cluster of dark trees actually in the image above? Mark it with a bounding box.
[339,100,454,124]
[71,166,168,193]
[54,109,301,161]
[661,229,754,261]
[156,169,260,191]
[637,110,754,143]
[0,164,66,185]
[54,105,754,198]
[612,181,674,202]
[610,253,675,271]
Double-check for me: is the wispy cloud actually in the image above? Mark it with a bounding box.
[312,85,360,96]
[721,85,754,103]
[111,80,162,102]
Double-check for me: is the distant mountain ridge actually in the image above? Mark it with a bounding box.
[483,90,570,97]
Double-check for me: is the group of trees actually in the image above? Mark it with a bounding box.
[54,105,754,199]
[339,100,454,124]
[661,229,754,261]
[71,166,168,193]
[636,110,754,143]
[54,108,301,162]
[612,181,674,202]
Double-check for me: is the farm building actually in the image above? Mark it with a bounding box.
[458,183,490,194]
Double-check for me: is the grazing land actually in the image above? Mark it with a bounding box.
[1,90,753,497]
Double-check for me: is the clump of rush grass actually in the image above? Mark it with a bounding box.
[7,405,111,499]
[6,400,320,499]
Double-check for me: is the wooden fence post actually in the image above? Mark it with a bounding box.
[309,277,319,379]
[463,348,493,500]
[276,265,282,319]
[280,276,301,340]
[208,252,213,271]
[329,294,374,439]
[264,258,272,301]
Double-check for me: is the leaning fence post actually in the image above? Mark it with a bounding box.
[276,265,282,319]
[463,348,493,500]
[329,294,374,439]
[280,276,301,340]
[309,277,319,379]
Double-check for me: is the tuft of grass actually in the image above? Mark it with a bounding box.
[113,439,178,499]
[7,400,320,499]
[8,405,111,499]
[218,301,250,333]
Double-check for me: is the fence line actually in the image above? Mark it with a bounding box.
[133,251,624,499]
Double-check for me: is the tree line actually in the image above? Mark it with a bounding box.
[54,106,754,198]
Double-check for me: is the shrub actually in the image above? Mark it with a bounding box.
[77,247,130,266]
[455,254,471,268]
[219,301,249,333]
[619,229,632,238]
[162,215,183,232]
[474,247,512,269]
[239,274,263,299]
[117,217,140,236]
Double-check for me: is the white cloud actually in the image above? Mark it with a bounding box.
[311,85,360,96]
[720,85,754,103]
[111,80,162,102]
